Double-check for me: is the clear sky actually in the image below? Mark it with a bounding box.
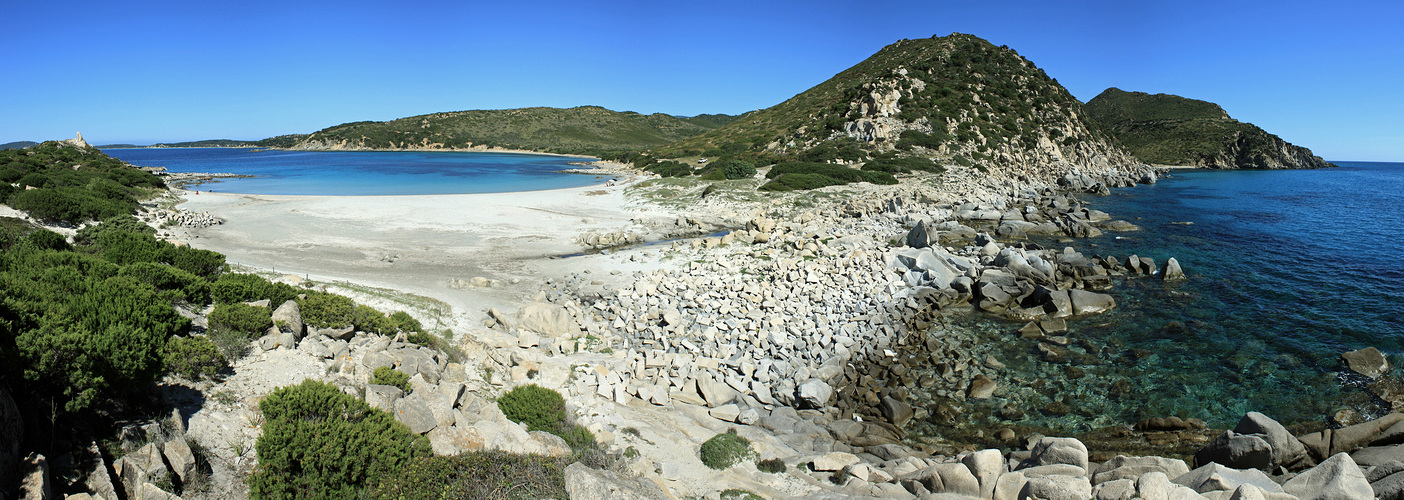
[2,0,1400,161]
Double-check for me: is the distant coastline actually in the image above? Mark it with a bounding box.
[101,143,603,161]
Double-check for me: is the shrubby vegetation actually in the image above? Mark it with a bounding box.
[208,303,274,336]
[861,155,946,174]
[497,384,596,450]
[371,366,411,393]
[700,429,755,469]
[0,141,164,225]
[250,379,430,499]
[759,162,897,192]
[164,336,226,380]
[368,452,573,500]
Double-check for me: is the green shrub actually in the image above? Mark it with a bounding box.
[371,366,411,394]
[297,292,356,328]
[250,379,430,499]
[164,336,226,380]
[208,303,273,336]
[759,173,844,192]
[757,457,786,473]
[497,384,567,434]
[22,229,70,251]
[368,451,570,500]
[713,159,757,180]
[75,213,154,245]
[700,429,755,470]
[211,273,296,304]
[388,311,423,333]
[721,489,765,500]
[120,262,212,304]
[645,160,693,177]
[862,156,946,174]
[895,129,950,150]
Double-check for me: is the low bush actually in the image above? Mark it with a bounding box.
[207,303,273,336]
[700,429,755,470]
[895,129,950,150]
[388,311,423,333]
[861,156,945,174]
[163,336,226,380]
[645,160,693,178]
[120,262,212,305]
[714,159,757,180]
[758,173,845,192]
[497,384,567,434]
[74,213,154,244]
[757,457,786,473]
[371,366,411,394]
[297,292,357,328]
[212,273,298,305]
[368,451,570,500]
[250,379,430,499]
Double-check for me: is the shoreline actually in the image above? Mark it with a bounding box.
[105,144,604,160]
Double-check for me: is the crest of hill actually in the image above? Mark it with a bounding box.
[291,106,736,155]
[652,33,1143,182]
[1085,88,1333,169]
[1,141,39,150]
[100,134,311,149]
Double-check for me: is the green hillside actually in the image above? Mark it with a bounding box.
[291,106,733,155]
[647,33,1139,182]
[1085,88,1333,169]
[99,134,310,149]
[0,141,38,150]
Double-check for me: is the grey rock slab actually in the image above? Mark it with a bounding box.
[563,462,670,500]
[1283,452,1372,500]
[161,438,196,484]
[1343,347,1390,379]
[881,396,915,426]
[272,300,304,338]
[925,463,981,497]
[1068,289,1116,316]
[393,396,437,434]
[708,404,741,423]
[1096,479,1137,500]
[1173,463,1285,494]
[811,451,860,472]
[1235,412,1308,468]
[1030,436,1090,475]
[1020,464,1091,478]
[1196,430,1273,470]
[1332,413,1404,455]
[964,449,1007,499]
[1022,475,1093,500]
[1092,455,1191,485]
[797,378,833,409]
[1139,471,1175,500]
[994,471,1030,500]
[1371,471,1404,500]
[364,384,404,412]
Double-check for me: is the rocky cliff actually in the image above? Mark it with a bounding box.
[655,33,1150,186]
[1085,88,1334,169]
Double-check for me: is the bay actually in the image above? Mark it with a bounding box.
[102,148,609,195]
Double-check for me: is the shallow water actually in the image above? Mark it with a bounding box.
[906,162,1404,435]
[103,148,609,195]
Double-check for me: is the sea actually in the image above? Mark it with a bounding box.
[906,161,1404,436]
[102,148,609,195]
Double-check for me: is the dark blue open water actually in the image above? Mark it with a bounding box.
[102,148,608,195]
[910,161,1404,433]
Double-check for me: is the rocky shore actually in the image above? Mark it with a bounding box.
[28,160,1397,499]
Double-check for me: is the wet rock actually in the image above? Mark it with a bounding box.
[1069,289,1116,315]
[1343,347,1390,379]
[1163,258,1186,281]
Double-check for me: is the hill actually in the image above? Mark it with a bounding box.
[0,141,38,150]
[289,106,734,155]
[649,33,1145,184]
[98,134,311,149]
[1084,88,1333,169]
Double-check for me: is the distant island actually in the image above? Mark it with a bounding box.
[1085,87,1333,169]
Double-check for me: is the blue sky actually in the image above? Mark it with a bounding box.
[2,0,1400,161]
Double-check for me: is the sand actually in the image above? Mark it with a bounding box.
[170,176,681,331]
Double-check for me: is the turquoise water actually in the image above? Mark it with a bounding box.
[102,148,609,195]
[908,161,1404,434]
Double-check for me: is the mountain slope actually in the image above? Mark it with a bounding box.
[653,33,1146,183]
[291,106,731,154]
[0,141,38,150]
[1085,88,1333,169]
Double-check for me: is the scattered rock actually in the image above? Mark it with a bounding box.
[1343,347,1390,379]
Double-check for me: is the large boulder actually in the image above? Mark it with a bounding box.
[515,302,580,338]
[1196,430,1273,470]
[271,300,304,338]
[1282,453,1372,500]
[1092,455,1191,485]
[393,396,438,434]
[1029,437,1090,475]
[907,220,935,248]
[964,449,1007,499]
[1173,463,1284,494]
[1023,475,1093,500]
[1163,258,1187,281]
[797,379,833,409]
[19,452,51,500]
[1234,412,1307,469]
[1068,289,1116,316]
[564,462,669,499]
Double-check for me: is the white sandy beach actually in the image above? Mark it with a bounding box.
[170,178,681,330]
